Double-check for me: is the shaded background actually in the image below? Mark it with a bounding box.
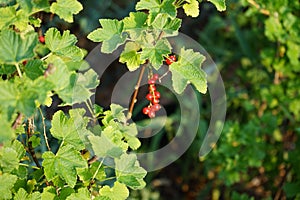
[44,0,300,199]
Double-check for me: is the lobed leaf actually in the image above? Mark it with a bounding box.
[0,173,18,199]
[141,39,171,69]
[115,154,147,190]
[183,0,200,17]
[0,30,37,64]
[119,42,145,71]
[97,181,129,200]
[87,19,127,53]
[169,48,207,94]
[207,0,226,11]
[45,28,84,61]
[50,0,83,23]
[42,145,87,188]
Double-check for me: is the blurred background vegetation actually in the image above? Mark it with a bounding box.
[44,0,300,199]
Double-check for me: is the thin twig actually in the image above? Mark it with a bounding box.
[12,113,23,130]
[88,155,98,165]
[127,64,147,120]
[26,118,41,168]
[247,0,270,15]
[274,166,292,200]
[14,63,23,78]
[38,107,51,151]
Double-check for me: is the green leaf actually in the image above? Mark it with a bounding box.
[115,154,147,190]
[0,30,37,64]
[0,113,15,143]
[151,14,181,37]
[0,6,16,30]
[10,140,26,160]
[77,161,106,183]
[0,147,19,173]
[17,0,50,13]
[0,64,16,75]
[207,0,226,11]
[88,19,127,53]
[183,0,200,17]
[50,0,83,23]
[120,42,145,71]
[136,0,160,11]
[29,135,41,148]
[287,41,300,67]
[66,188,90,200]
[50,109,90,150]
[88,135,123,158]
[57,69,99,104]
[0,81,17,108]
[169,48,207,94]
[42,145,87,188]
[123,12,148,40]
[14,188,41,200]
[136,0,176,20]
[283,182,300,198]
[98,181,129,200]
[45,28,84,61]
[45,55,72,92]
[0,173,18,200]
[141,39,171,69]
[24,60,44,80]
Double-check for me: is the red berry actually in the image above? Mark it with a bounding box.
[149,85,156,92]
[146,93,153,101]
[39,35,45,43]
[152,104,161,111]
[152,74,159,80]
[22,60,27,65]
[154,91,160,99]
[152,98,160,104]
[148,110,155,118]
[148,78,156,85]
[166,55,176,65]
[143,107,151,115]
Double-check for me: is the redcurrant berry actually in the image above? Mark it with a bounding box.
[165,55,176,65]
[39,35,45,43]
[152,74,159,80]
[152,98,160,104]
[143,107,151,115]
[148,78,156,85]
[152,104,161,111]
[154,91,160,99]
[149,85,156,91]
[146,93,153,101]
[148,110,155,118]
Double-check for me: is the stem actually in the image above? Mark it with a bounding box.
[15,63,23,78]
[38,107,51,151]
[247,0,270,15]
[12,113,23,130]
[91,159,104,181]
[41,52,52,61]
[127,64,147,120]
[26,118,41,168]
[19,163,40,170]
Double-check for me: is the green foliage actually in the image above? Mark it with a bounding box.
[0,0,225,199]
[197,0,300,198]
[0,0,149,199]
[88,0,210,94]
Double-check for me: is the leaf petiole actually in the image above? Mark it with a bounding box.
[14,63,23,78]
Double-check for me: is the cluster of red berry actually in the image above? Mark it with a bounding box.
[142,55,177,118]
[142,74,161,118]
[165,55,176,65]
